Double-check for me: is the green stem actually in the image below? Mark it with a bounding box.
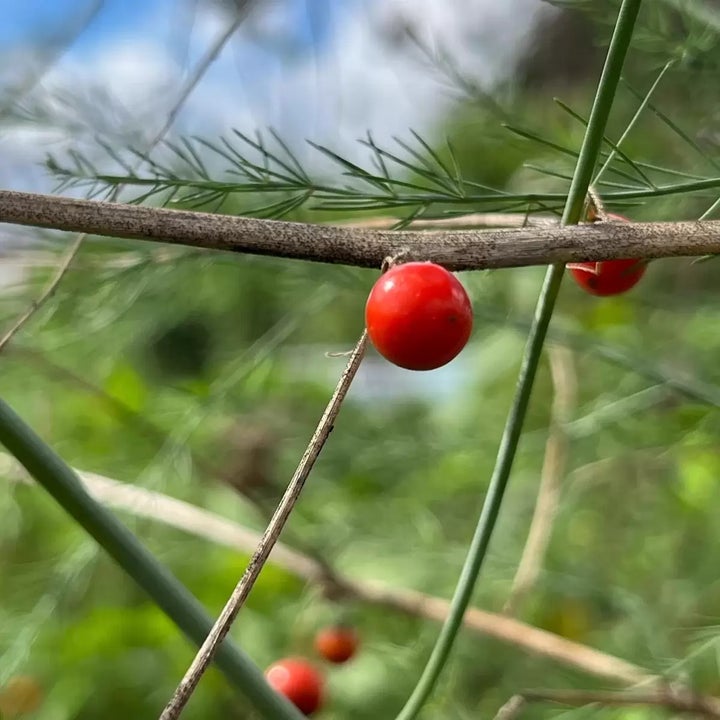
[394,2,643,718]
[562,3,644,225]
[0,398,303,720]
[594,60,674,187]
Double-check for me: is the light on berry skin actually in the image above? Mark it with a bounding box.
[265,658,324,716]
[365,261,473,371]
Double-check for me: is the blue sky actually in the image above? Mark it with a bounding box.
[0,0,544,396]
[0,0,544,193]
[1,0,344,68]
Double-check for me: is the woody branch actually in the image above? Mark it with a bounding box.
[1,190,719,269]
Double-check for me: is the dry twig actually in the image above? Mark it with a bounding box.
[0,234,84,353]
[158,332,368,720]
[2,190,720,271]
[493,687,720,720]
[504,346,577,614]
[2,454,652,688]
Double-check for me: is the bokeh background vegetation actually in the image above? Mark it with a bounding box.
[2,1,720,718]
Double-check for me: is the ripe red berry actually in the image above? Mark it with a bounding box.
[568,213,646,296]
[365,261,473,371]
[265,658,324,716]
[568,258,646,296]
[314,626,359,664]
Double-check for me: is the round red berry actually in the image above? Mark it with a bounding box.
[265,658,324,716]
[568,258,646,296]
[365,261,473,371]
[314,626,359,664]
[568,213,646,296]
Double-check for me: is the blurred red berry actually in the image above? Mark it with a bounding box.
[314,626,359,664]
[265,658,324,716]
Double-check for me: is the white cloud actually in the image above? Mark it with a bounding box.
[0,0,549,189]
[179,0,549,169]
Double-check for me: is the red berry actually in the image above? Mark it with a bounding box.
[314,626,359,664]
[568,213,646,296]
[365,261,473,371]
[568,258,646,296]
[265,658,324,716]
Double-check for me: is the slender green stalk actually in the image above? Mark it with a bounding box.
[0,397,303,720]
[594,60,674,186]
[394,2,643,718]
[561,0,643,226]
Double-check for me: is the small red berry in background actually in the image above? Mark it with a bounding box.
[568,213,646,296]
[314,625,359,664]
[365,261,473,371]
[265,658,324,716]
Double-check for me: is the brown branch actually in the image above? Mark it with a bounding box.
[504,345,577,614]
[2,190,720,270]
[0,213,550,271]
[158,331,368,720]
[494,688,720,720]
[5,463,319,579]
[2,454,652,687]
[349,579,652,687]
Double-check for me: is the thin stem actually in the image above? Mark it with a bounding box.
[0,234,84,353]
[503,346,576,615]
[144,0,255,157]
[394,265,566,720]
[474,306,720,408]
[394,2,643,718]
[0,11,300,716]
[0,397,303,720]
[700,195,720,220]
[494,688,720,720]
[561,0,643,227]
[4,455,655,686]
[594,60,674,186]
[159,331,368,720]
[0,4,251,354]
[343,212,557,229]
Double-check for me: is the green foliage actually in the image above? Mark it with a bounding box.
[4,1,720,719]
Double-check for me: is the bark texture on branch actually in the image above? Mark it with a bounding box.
[1,190,719,270]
